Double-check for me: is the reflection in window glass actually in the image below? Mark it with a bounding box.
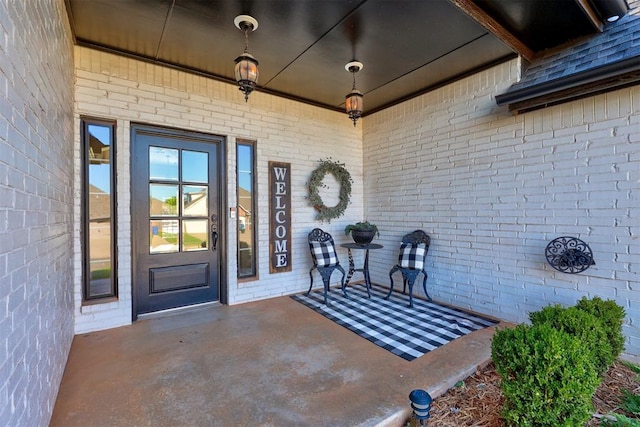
[237,141,256,278]
[149,184,179,216]
[148,147,210,255]
[182,150,208,183]
[149,146,178,181]
[182,186,208,217]
[183,220,208,251]
[83,119,117,299]
[149,220,180,253]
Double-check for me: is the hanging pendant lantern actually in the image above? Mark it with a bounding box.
[345,61,364,126]
[233,15,259,102]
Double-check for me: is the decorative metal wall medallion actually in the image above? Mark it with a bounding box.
[545,236,595,274]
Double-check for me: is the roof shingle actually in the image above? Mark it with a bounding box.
[508,7,640,92]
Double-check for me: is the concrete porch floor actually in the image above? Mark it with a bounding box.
[51,292,505,427]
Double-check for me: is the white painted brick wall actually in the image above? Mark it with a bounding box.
[74,47,363,332]
[0,0,74,426]
[364,60,640,359]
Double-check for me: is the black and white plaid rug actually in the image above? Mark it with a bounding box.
[291,284,498,361]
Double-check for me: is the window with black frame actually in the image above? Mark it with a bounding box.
[82,118,117,299]
[237,140,256,278]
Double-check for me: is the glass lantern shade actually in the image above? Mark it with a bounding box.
[234,52,259,101]
[345,89,363,126]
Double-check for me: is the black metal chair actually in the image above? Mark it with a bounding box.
[385,230,431,307]
[307,228,347,305]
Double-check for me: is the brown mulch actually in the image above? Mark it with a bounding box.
[410,360,640,427]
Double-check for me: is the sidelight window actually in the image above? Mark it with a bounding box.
[82,118,117,300]
[237,140,256,278]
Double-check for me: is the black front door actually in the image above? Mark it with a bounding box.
[132,125,222,317]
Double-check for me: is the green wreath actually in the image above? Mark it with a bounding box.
[307,158,353,222]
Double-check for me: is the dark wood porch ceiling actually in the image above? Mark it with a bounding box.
[65,0,628,115]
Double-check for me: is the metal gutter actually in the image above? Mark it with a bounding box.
[495,54,640,106]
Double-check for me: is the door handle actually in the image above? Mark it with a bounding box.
[211,231,218,251]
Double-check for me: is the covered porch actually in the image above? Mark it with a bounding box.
[1,1,639,426]
[51,291,505,426]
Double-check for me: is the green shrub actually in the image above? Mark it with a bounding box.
[491,323,599,426]
[622,389,640,416]
[602,414,640,426]
[529,304,614,376]
[575,296,626,359]
[622,360,640,377]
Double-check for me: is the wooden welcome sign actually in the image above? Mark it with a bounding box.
[269,161,292,273]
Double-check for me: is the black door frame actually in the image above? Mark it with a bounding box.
[130,123,227,321]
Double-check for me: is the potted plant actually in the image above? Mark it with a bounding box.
[344,221,379,244]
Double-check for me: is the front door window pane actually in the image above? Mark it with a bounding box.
[183,220,208,251]
[183,186,207,217]
[150,220,180,253]
[182,150,208,183]
[150,184,179,216]
[149,147,178,180]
